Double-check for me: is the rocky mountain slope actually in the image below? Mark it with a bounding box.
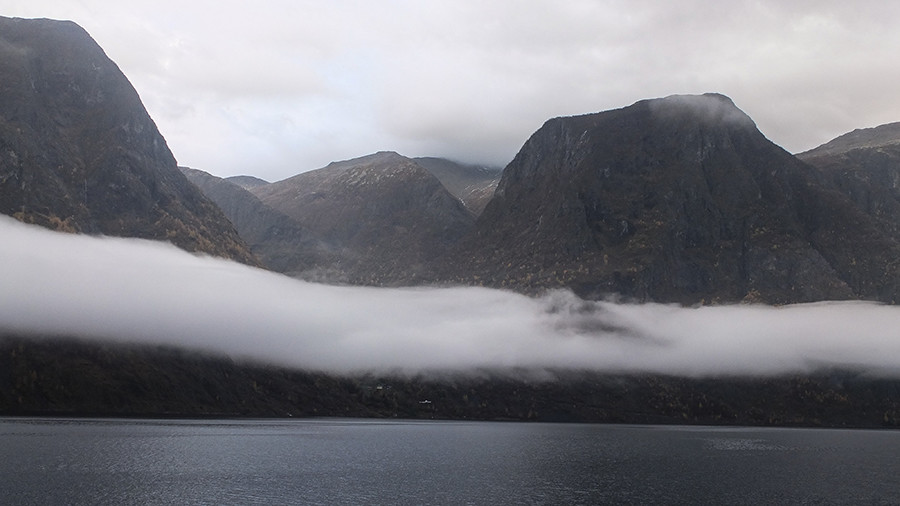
[798,122,900,239]
[250,151,475,284]
[0,16,256,264]
[446,94,900,304]
[799,122,900,157]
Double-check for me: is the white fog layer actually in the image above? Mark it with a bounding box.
[2,215,900,377]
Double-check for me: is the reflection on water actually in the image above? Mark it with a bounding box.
[701,437,792,451]
[1,418,899,505]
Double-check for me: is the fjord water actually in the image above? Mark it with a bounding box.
[2,418,899,505]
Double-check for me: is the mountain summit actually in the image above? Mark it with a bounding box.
[0,17,256,264]
[251,151,475,283]
[450,93,900,303]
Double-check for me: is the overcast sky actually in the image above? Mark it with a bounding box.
[8,1,900,181]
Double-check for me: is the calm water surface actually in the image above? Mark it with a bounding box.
[1,417,899,505]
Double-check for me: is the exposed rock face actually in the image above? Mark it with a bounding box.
[798,123,900,239]
[0,17,256,264]
[413,157,502,216]
[251,152,475,284]
[450,94,900,304]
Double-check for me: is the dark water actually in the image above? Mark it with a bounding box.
[2,418,899,505]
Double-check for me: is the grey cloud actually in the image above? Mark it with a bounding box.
[3,216,900,378]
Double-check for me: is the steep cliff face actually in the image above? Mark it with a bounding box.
[251,152,475,284]
[0,17,256,264]
[453,94,900,304]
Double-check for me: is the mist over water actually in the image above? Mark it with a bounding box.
[3,215,900,377]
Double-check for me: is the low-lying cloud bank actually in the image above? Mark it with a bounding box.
[3,215,900,377]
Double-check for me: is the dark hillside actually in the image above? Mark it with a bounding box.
[4,335,900,428]
[448,94,900,304]
[252,152,475,284]
[799,122,900,240]
[0,17,256,264]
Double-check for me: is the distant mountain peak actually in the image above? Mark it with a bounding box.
[248,151,475,284]
[800,122,900,158]
[225,175,270,191]
[322,151,406,170]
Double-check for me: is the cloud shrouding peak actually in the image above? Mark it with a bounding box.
[3,216,900,377]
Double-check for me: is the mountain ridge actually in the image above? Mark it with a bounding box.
[798,122,900,158]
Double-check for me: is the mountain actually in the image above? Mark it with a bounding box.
[797,123,900,239]
[446,93,900,304]
[413,157,502,215]
[226,175,270,191]
[185,156,487,282]
[250,151,475,284]
[0,16,256,264]
[798,123,900,158]
[180,167,327,274]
